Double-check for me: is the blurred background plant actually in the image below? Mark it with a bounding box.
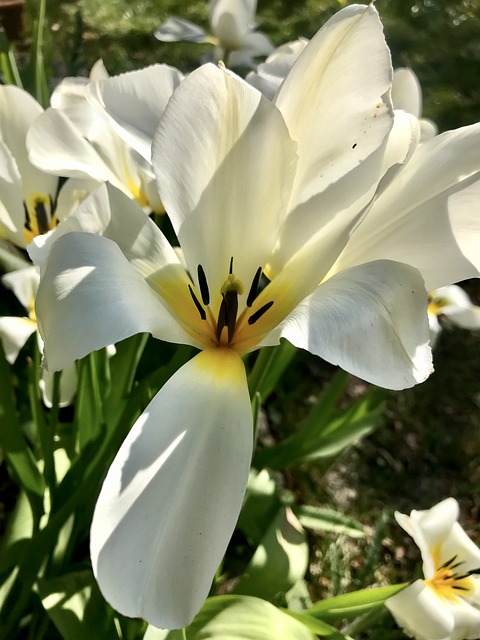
[0,1,479,639]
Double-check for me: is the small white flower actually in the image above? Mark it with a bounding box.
[386,498,480,640]
[155,0,274,68]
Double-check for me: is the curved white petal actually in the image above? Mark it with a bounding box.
[240,31,274,57]
[87,64,184,163]
[246,38,308,100]
[334,124,480,289]
[211,0,252,47]
[26,108,118,183]
[36,231,190,371]
[0,317,37,363]
[386,580,455,640]
[276,260,432,390]
[274,4,393,210]
[39,360,78,408]
[154,17,209,43]
[392,67,422,118]
[2,265,39,311]
[153,63,297,307]
[0,85,58,201]
[29,184,175,277]
[91,348,253,629]
[0,137,25,245]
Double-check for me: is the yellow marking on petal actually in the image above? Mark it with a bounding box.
[191,347,246,386]
[125,173,150,209]
[425,550,475,601]
[428,294,450,316]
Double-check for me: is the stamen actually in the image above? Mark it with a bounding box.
[188,285,206,320]
[35,197,51,235]
[452,585,469,591]
[248,301,274,325]
[197,265,210,306]
[467,568,480,575]
[247,267,262,307]
[439,555,458,570]
[229,256,234,275]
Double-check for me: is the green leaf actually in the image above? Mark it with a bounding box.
[292,506,366,538]
[248,340,297,403]
[0,344,44,522]
[0,28,23,87]
[306,584,407,623]
[162,595,316,639]
[284,611,354,639]
[254,376,384,469]
[38,570,120,640]
[237,469,282,545]
[233,507,308,601]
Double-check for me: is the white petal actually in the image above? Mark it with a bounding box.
[26,108,117,183]
[35,231,190,371]
[87,64,184,163]
[2,264,39,311]
[40,361,77,408]
[276,260,432,390]
[334,124,480,289]
[152,63,297,307]
[29,184,176,276]
[246,38,308,100]
[274,4,393,209]
[91,348,253,629]
[0,85,58,200]
[0,137,25,246]
[392,67,422,118]
[386,580,455,640]
[240,31,274,57]
[154,17,209,43]
[210,0,252,47]
[0,317,37,363]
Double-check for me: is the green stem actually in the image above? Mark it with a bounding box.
[29,342,56,495]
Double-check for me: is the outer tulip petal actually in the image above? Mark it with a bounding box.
[276,260,432,390]
[90,348,253,629]
[386,580,455,640]
[0,85,58,200]
[87,65,184,163]
[392,68,422,118]
[2,265,39,311]
[153,63,297,305]
[154,17,209,43]
[0,137,25,244]
[36,231,191,371]
[0,317,37,363]
[26,108,116,183]
[334,124,480,289]
[274,4,393,209]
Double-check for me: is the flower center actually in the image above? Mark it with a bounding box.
[425,554,478,601]
[187,258,275,351]
[23,193,57,244]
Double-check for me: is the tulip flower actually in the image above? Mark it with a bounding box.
[428,285,480,347]
[25,62,174,214]
[155,0,274,68]
[386,498,480,640]
[32,4,480,630]
[0,84,92,250]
